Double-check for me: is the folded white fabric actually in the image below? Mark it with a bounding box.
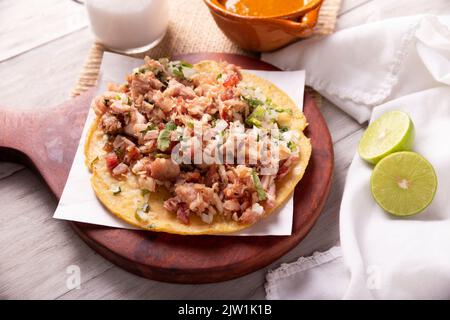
[262,15,450,299]
[263,15,449,124]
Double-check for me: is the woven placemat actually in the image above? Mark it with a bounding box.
[71,0,341,98]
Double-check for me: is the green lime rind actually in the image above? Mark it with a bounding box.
[370,151,437,216]
[358,110,415,165]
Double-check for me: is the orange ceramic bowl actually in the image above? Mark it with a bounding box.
[204,0,324,52]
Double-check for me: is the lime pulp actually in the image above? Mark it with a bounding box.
[370,151,437,216]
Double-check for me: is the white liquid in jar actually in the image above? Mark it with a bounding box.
[85,0,169,52]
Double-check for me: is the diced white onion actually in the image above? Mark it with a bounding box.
[201,213,214,224]
[136,210,149,222]
[182,67,197,79]
[282,131,293,141]
[215,119,228,131]
[201,114,211,123]
[253,87,266,101]
[252,203,264,215]
[231,120,245,133]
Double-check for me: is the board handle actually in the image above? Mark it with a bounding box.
[0,109,25,151]
[0,89,95,196]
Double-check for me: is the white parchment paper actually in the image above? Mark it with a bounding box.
[53,52,305,236]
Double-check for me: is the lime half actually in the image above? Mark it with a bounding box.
[358,111,415,164]
[371,152,437,216]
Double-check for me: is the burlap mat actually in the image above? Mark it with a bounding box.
[71,0,341,98]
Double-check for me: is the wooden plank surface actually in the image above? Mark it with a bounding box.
[0,0,444,299]
[0,28,93,109]
[0,0,88,62]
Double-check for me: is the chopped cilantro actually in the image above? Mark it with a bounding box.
[165,122,177,130]
[287,141,296,151]
[243,96,264,109]
[140,123,156,134]
[155,153,170,158]
[245,105,266,128]
[168,61,195,80]
[90,156,99,166]
[251,171,267,201]
[274,106,293,115]
[157,121,177,151]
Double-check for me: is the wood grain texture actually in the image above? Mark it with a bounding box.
[0,0,88,62]
[0,53,334,284]
[0,28,93,109]
[0,90,95,195]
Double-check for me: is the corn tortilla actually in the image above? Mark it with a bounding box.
[85,61,312,235]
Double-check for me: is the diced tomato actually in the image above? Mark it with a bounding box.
[220,109,229,121]
[125,146,141,163]
[105,152,119,170]
[223,74,240,88]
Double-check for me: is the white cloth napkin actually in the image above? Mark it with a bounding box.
[262,14,450,299]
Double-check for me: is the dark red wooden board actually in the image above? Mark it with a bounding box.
[0,53,333,283]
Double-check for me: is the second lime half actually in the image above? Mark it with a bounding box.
[371,152,437,216]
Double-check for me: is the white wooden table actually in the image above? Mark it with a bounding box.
[1,0,448,299]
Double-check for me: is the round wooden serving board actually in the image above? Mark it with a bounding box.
[0,53,333,283]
